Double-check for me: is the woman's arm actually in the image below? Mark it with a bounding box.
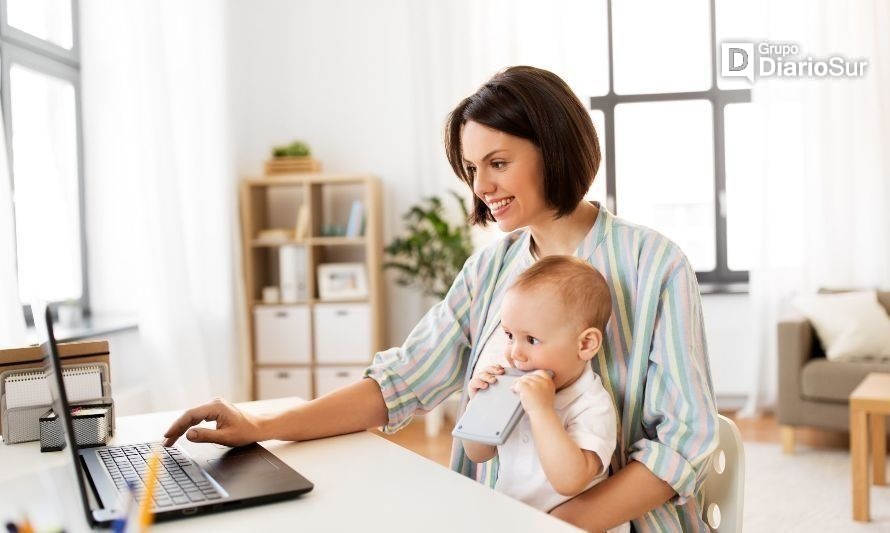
[163,377,388,446]
[166,250,488,446]
[549,461,675,531]
[258,378,389,441]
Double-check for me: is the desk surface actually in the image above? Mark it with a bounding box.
[0,398,580,532]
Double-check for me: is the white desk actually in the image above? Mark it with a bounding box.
[0,398,580,532]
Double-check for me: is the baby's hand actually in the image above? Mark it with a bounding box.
[468,364,505,399]
[512,370,556,414]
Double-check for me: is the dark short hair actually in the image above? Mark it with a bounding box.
[444,66,601,226]
[511,255,612,333]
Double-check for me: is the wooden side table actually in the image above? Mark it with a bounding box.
[850,372,890,522]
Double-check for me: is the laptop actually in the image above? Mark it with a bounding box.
[32,301,314,527]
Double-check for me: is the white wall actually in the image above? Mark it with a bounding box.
[226,0,429,346]
[702,294,756,407]
[95,329,153,415]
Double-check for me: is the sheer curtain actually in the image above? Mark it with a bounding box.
[0,111,27,349]
[80,0,243,409]
[743,0,890,413]
[406,0,609,249]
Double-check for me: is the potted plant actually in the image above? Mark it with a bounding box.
[384,191,474,301]
[272,140,311,158]
[265,140,321,175]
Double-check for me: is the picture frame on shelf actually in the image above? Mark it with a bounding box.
[317,262,368,301]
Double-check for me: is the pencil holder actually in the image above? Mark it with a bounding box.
[40,405,110,452]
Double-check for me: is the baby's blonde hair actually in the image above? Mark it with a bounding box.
[510,255,612,333]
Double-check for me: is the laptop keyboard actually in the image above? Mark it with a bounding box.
[98,444,222,508]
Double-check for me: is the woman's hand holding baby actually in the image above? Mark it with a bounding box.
[513,370,556,414]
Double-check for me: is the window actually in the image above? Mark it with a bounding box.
[590,0,751,288]
[0,0,85,319]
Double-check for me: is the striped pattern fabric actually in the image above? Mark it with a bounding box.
[365,202,718,531]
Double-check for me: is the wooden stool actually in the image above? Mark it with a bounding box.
[850,373,890,522]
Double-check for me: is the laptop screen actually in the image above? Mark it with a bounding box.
[32,300,97,525]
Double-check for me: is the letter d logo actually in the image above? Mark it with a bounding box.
[721,42,754,83]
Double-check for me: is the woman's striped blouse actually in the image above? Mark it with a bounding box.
[365,203,719,532]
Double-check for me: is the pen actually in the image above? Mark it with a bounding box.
[15,517,30,533]
[137,450,161,531]
[110,480,137,533]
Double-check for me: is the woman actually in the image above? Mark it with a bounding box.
[164,66,718,531]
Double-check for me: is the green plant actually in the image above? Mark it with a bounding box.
[272,140,311,158]
[384,191,474,300]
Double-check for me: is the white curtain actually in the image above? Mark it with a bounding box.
[0,110,27,349]
[743,0,890,413]
[80,1,243,409]
[406,0,608,250]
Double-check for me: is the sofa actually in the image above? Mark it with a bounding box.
[777,290,890,453]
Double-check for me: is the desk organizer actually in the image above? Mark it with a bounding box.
[40,404,111,452]
[0,362,114,445]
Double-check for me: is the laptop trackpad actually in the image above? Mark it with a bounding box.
[206,454,280,479]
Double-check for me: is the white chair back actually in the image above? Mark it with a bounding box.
[701,414,745,532]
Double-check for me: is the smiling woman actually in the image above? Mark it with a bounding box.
[445,66,600,231]
[164,65,717,533]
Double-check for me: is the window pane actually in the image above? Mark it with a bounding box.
[10,65,81,303]
[615,100,715,270]
[586,110,607,203]
[725,101,805,271]
[6,0,73,49]
[612,0,712,94]
[724,104,761,271]
[715,0,766,90]
[471,0,610,97]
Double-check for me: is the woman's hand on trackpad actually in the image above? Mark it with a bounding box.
[162,398,266,448]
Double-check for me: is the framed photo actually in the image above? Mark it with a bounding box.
[317,263,368,301]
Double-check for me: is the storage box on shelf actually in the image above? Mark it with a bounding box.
[240,173,384,401]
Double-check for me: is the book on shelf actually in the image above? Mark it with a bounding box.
[279,244,308,302]
[294,204,309,241]
[345,200,364,237]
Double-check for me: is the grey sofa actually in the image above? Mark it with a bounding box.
[777,290,890,453]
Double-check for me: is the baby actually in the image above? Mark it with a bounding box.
[462,255,628,532]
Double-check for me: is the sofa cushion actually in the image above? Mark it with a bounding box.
[801,358,890,403]
[793,291,890,361]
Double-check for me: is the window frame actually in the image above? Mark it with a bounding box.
[591,0,750,289]
[0,0,87,323]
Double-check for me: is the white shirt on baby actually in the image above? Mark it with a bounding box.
[475,327,629,533]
